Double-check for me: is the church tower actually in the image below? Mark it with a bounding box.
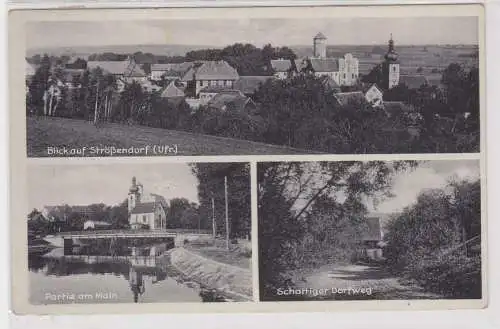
[313,32,327,59]
[128,176,141,213]
[383,34,400,89]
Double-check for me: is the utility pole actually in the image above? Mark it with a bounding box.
[93,81,99,125]
[212,197,216,239]
[224,176,229,250]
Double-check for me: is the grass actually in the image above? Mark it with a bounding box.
[27,116,316,157]
[185,244,251,270]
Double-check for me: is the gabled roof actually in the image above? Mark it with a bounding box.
[87,61,130,75]
[130,202,156,214]
[208,93,255,112]
[233,76,272,94]
[124,62,147,77]
[194,60,239,80]
[151,62,194,73]
[309,58,339,72]
[160,81,185,98]
[314,32,327,40]
[334,91,366,106]
[270,59,293,73]
[363,83,383,94]
[321,76,340,91]
[399,75,428,89]
[362,217,383,241]
[295,58,309,73]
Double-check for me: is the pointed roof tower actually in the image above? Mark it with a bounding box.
[314,32,327,40]
[384,34,399,63]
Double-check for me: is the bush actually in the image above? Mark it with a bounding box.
[406,253,481,299]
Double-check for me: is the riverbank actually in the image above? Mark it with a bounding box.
[167,247,253,302]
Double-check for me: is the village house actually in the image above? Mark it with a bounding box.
[128,177,168,230]
[190,60,240,96]
[270,59,294,80]
[87,56,147,87]
[233,76,273,97]
[83,220,112,230]
[361,216,385,261]
[198,86,236,105]
[363,83,384,107]
[333,91,367,107]
[150,62,194,81]
[207,90,257,114]
[160,80,185,99]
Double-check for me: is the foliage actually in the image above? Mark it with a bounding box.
[191,163,251,239]
[167,198,200,229]
[384,179,481,298]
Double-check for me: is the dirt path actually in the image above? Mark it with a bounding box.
[293,263,442,300]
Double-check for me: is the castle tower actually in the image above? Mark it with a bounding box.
[128,176,141,213]
[383,34,400,89]
[313,32,327,59]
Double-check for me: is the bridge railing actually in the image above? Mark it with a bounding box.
[58,228,212,237]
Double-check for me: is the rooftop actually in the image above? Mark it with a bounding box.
[233,76,273,95]
[270,59,293,73]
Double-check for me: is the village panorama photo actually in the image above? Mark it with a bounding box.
[26,162,252,304]
[257,160,482,301]
[23,11,480,156]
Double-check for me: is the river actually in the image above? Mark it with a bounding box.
[28,243,228,304]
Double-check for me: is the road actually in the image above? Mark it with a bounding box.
[293,263,442,300]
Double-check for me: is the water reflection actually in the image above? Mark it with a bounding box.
[28,243,228,304]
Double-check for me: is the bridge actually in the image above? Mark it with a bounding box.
[58,229,212,239]
[56,229,213,252]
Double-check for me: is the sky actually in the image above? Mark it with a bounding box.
[375,160,480,214]
[27,163,200,210]
[26,16,478,50]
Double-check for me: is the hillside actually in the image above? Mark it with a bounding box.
[27,117,317,157]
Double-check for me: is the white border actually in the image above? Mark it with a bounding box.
[4,0,499,328]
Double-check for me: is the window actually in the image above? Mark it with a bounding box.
[343,73,346,79]
[143,215,147,223]
[393,66,397,72]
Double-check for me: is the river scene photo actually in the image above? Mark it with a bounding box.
[29,241,229,304]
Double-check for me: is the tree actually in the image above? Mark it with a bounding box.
[28,54,51,115]
[383,178,481,298]
[109,200,130,229]
[191,163,251,239]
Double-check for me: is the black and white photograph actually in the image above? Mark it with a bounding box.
[25,14,480,157]
[27,162,252,304]
[258,160,482,301]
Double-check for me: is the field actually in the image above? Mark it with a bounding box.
[27,117,316,157]
[293,44,479,85]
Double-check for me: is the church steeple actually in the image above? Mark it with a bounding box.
[384,33,399,62]
[383,33,400,89]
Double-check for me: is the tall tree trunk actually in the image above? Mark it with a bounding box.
[43,91,48,116]
[48,91,53,116]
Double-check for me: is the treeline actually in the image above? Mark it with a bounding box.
[27,201,129,235]
[184,43,296,75]
[191,162,251,240]
[384,179,481,299]
[29,42,297,76]
[258,161,416,300]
